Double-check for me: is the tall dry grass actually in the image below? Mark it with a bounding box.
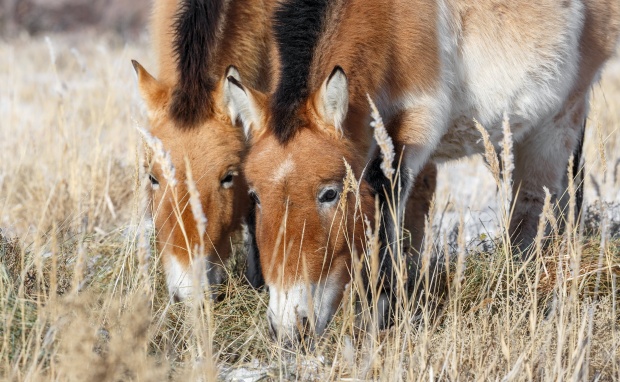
[1,34,619,381]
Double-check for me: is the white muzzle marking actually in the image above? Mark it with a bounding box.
[267,272,345,339]
[164,254,223,301]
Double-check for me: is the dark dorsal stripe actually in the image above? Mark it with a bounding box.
[271,0,330,143]
[170,0,227,128]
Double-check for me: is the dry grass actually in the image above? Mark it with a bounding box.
[1,33,619,381]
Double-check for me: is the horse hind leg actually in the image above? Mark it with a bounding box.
[510,96,587,256]
[558,120,586,226]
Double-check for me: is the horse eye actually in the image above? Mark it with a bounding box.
[318,187,339,204]
[148,174,160,189]
[221,171,237,189]
[249,190,260,206]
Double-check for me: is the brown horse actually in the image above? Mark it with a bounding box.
[132,0,275,301]
[224,0,620,341]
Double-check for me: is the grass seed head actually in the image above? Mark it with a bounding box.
[135,123,177,187]
[368,94,395,180]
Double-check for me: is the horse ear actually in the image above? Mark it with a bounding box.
[132,60,168,114]
[223,66,265,139]
[225,65,241,83]
[317,66,349,134]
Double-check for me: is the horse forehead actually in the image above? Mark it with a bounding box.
[250,131,336,183]
[271,154,296,183]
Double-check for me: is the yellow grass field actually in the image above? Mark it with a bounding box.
[1,33,619,381]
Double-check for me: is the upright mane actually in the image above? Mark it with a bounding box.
[170,0,229,127]
[271,0,330,143]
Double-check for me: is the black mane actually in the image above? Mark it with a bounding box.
[170,0,227,127]
[271,0,329,143]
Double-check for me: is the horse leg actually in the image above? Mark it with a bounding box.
[510,95,587,256]
[404,162,437,254]
[365,99,448,328]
